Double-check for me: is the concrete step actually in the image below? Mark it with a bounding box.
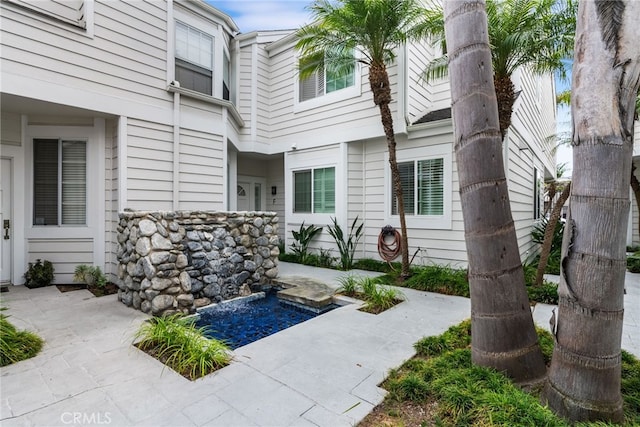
[273,276,335,309]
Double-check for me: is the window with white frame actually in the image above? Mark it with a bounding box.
[299,54,355,102]
[293,167,335,213]
[175,21,213,95]
[33,139,87,226]
[392,158,444,216]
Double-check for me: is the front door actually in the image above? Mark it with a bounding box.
[1,158,12,285]
[237,176,266,212]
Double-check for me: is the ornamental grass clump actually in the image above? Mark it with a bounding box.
[134,315,231,380]
[0,313,44,366]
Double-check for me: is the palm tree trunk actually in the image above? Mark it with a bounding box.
[535,182,571,286]
[542,0,640,422]
[494,74,515,139]
[369,61,411,278]
[444,0,546,385]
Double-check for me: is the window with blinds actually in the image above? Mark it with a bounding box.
[175,21,213,95]
[33,139,86,226]
[298,51,355,102]
[392,158,444,216]
[293,167,335,214]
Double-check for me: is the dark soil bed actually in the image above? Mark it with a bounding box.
[56,282,119,297]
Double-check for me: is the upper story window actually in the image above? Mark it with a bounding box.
[33,139,86,226]
[293,167,335,214]
[299,54,355,102]
[175,21,213,95]
[5,0,86,28]
[392,158,444,217]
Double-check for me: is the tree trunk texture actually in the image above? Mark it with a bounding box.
[535,182,571,287]
[630,163,640,242]
[494,74,515,140]
[544,181,558,217]
[369,61,411,278]
[443,0,546,385]
[542,0,640,422]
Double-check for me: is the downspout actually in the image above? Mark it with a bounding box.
[172,93,180,211]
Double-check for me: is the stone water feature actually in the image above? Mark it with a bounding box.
[116,210,279,316]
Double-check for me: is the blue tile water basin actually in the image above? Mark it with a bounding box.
[195,290,339,349]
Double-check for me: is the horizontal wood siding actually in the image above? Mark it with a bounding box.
[178,128,224,210]
[267,46,398,148]
[0,1,171,112]
[267,156,285,242]
[359,135,468,267]
[237,47,254,138]
[1,112,22,145]
[126,118,173,210]
[28,238,93,282]
[406,42,434,122]
[256,46,271,146]
[105,119,118,279]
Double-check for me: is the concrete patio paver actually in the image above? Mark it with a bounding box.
[0,262,638,427]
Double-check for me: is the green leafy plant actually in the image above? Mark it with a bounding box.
[352,258,399,273]
[0,312,44,366]
[628,255,640,273]
[290,222,323,264]
[134,314,231,380]
[23,259,54,288]
[532,216,564,275]
[73,264,107,288]
[372,320,640,426]
[326,216,364,270]
[316,248,336,268]
[337,274,358,297]
[359,277,403,314]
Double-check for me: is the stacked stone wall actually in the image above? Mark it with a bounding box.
[117,210,279,316]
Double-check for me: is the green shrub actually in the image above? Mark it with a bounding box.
[290,222,323,264]
[23,259,55,288]
[527,281,559,304]
[403,264,470,297]
[134,315,231,380]
[336,275,358,297]
[73,264,107,288]
[326,216,363,270]
[628,255,640,273]
[278,252,298,263]
[532,217,564,275]
[0,314,43,366]
[352,258,397,273]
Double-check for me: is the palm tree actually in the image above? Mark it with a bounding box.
[541,0,640,422]
[426,0,576,138]
[535,180,570,286]
[443,0,547,385]
[296,0,439,278]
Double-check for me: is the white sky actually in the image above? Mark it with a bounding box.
[209,0,573,177]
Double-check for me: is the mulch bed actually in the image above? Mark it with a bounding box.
[56,282,119,297]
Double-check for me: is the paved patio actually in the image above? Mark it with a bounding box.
[0,263,638,426]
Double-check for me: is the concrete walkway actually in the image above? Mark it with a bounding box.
[0,263,638,427]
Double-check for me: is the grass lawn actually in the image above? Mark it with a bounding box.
[359,321,640,426]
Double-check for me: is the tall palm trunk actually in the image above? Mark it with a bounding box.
[535,182,571,287]
[542,0,640,422]
[444,0,546,384]
[369,61,411,278]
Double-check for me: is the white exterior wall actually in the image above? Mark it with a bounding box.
[267,42,398,152]
[0,0,240,283]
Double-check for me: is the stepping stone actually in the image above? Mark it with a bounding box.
[273,276,335,309]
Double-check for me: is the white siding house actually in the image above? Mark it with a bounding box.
[0,0,557,286]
